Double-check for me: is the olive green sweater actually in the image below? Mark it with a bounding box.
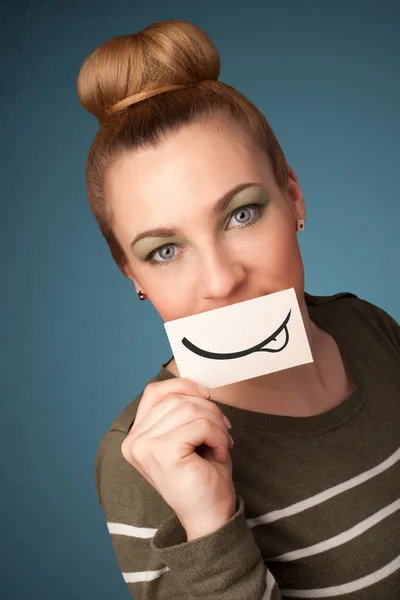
[95,292,400,599]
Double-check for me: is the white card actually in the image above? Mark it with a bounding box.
[164,287,313,388]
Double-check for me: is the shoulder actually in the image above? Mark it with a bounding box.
[94,428,174,526]
[305,290,400,354]
[94,364,176,524]
[107,365,176,435]
[94,364,173,500]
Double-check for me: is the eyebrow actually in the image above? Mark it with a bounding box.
[130,181,260,249]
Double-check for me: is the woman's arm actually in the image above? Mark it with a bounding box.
[95,429,283,599]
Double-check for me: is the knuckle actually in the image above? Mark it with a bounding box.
[144,381,158,395]
[131,438,147,462]
[181,400,199,419]
[197,416,211,430]
[121,439,137,465]
[120,439,128,460]
[208,401,222,416]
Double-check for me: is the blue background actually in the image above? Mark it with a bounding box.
[1,1,399,598]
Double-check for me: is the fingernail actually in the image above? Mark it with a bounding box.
[223,415,232,429]
[229,434,234,447]
[197,384,211,398]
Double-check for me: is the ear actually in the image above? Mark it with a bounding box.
[285,166,306,221]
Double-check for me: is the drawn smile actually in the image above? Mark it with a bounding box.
[181,310,291,360]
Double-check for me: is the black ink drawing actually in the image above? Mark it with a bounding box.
[181,310,291,360]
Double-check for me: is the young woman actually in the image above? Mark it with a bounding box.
[77,19,400,600]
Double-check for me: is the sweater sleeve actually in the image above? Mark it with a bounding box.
[94,429,282,599]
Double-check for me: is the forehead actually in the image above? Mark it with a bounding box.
[106,120,273,237]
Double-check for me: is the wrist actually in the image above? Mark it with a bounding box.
[185,499,237,541]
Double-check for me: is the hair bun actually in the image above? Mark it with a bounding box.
[77,20,220,124]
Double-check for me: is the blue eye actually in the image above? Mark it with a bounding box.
[146,243,181,266]
[225,204,264,230]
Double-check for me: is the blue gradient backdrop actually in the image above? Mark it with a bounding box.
[1,1,399,598]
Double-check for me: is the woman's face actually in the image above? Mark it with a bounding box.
[106,119,306,322]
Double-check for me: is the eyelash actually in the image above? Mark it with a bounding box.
[144,203,265,266]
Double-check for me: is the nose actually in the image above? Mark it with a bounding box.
[198,245,246,302]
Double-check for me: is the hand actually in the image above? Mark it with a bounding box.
[121,377,236,539]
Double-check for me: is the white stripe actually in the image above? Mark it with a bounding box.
[247,446,400,528]
[122,565,170,583]
[269,498,400,562]
[107,447,400,538]
[106,447,400,595]
[280,554,400,598]
[107,522,157,538]
[122,565,278,593]
[263,570,277,599]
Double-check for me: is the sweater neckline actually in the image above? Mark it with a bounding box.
[159,301,366,437]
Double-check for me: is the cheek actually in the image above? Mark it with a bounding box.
[151,295,182,321]
[141,274,195,322]
[249,218,299,268]
[249,218,304,289]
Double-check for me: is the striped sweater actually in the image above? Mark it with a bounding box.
[95,291,400,599]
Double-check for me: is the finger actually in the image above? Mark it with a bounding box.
[159,419,231,464]
[122,394,229,469]
[135,378,211,426]
[133,395,228,445]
